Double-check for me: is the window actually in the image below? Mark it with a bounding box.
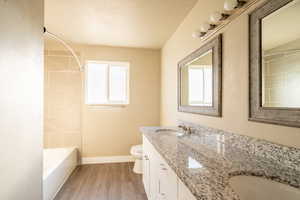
[85,61,129,105]
[188,65,212,106]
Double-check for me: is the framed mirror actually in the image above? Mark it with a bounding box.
[249,0,300,127]
[178,34,222,116]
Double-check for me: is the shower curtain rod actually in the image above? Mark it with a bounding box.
[43,27,84,71]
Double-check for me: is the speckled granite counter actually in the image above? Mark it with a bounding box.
[140,123,300,200]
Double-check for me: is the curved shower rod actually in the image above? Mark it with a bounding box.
[43,27,84,71]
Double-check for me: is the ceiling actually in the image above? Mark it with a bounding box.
[45,0,197,49]
[262,0,300,50]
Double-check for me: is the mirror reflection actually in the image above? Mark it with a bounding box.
[261,0,300,108]
[181,50,213,106]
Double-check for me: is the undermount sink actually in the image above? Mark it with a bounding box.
[229,176,300,200]
[155,129,184,137]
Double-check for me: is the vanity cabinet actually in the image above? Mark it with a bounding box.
[178,180,197,200]
[143,136,196,200]
[157,153,178,200]
[143,136,163,200]
[143,137,151,197]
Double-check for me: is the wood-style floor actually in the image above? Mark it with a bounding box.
[54,162,148,200]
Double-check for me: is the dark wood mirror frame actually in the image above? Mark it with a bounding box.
[178,34,222,117]
[249,0,300,127]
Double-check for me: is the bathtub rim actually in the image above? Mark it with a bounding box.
[43,147,78,180]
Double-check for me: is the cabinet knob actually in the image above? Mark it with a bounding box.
[144,155,149,160]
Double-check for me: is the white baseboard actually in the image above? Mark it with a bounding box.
[81,155,135,165]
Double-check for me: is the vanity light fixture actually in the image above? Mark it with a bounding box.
[224,0,238,11]
[210,12,230,23]
[200,22,210,32]
[192,0,248,39]
[236,0,247,8]
[210,12,222,23]
[192,30,206,38]
[224,0,247,11]
[200,22,216,32]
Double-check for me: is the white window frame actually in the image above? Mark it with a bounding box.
[85,60,130,105]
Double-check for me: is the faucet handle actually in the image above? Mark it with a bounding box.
[187,127,193,135]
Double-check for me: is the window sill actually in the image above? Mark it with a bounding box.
[86,104,129,110]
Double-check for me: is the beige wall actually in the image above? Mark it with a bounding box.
[45,41,161,157]
[80,45,161,157]
[161,0,300,148]
[0,0,44,200]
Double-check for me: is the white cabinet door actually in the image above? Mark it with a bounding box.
[178,179,197,200]
[149,148,160,200]
[158,161,178,200]
[143,153,150,197]
[151,146,178,200]
[143,136,151,198]
[143,136,160,200]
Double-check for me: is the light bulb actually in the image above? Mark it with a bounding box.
[192,31,201,38]
[200,22,210,32]
[210,12,222,23]
[224,0,238,11]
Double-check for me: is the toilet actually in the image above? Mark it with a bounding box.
[130,145,143,174]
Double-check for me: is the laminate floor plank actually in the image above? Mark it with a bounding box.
[54,163,147,200]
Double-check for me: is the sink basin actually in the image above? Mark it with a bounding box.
[229,176,300,200]
[155,129,184,137]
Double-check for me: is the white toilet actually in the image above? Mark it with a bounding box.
[130,145,143,174]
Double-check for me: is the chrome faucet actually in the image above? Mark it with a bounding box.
[178,125,192,135]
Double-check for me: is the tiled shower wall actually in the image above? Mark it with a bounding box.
[263,39,300,107]
[44,50,82,151]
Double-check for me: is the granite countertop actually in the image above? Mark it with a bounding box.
[140,125,300,200]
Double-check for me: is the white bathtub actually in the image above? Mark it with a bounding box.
[43,147,78,200]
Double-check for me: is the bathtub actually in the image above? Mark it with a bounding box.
[43,147,78,200]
